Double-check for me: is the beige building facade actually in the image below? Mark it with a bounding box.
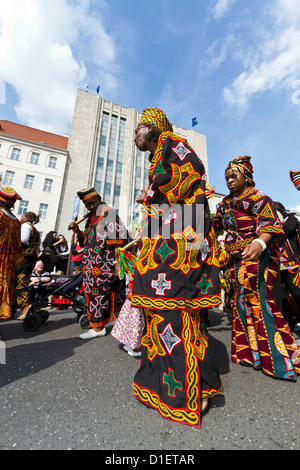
[0,120,69,240]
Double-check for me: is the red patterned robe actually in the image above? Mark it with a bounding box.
[0,210,24,319]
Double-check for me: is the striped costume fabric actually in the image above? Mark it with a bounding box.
[290,170,300,190]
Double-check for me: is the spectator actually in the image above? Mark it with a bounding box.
[274,201,300,330]
[14,211,40,313]
[54,234,70,273]
[40,231,59,272]
[69,235,83,273]
[18,260,51,319]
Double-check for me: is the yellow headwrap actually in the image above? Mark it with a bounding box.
[138,108,173,134]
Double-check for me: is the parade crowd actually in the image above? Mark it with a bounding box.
[1,108,300,428]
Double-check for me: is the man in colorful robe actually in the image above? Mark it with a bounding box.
[70,188,129,339]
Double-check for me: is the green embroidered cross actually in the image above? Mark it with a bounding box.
[87,229,94,244]
[162,368,183,397]
[197,274,213,294]
[153,160,166,177]
[155,240,176,263]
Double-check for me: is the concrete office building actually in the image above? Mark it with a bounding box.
[56,89,216,236]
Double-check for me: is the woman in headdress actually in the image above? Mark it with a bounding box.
[14,211,40,316]
[0,187,24,320]
[131,108,223,428]
[214,155,300,380]
[69,188,129,339]
[53,234,70,273]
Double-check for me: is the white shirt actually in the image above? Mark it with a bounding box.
[21,222,32,245]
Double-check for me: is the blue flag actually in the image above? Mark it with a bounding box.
[192,117,198,127]
[96,85,100,94]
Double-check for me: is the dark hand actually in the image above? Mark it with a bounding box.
[241,242,262,262]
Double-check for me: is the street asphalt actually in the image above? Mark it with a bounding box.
[0,306,299,452]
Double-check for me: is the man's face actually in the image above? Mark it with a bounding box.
[84,196,101,214]
[35,261,44,272]
[134,124,152,152]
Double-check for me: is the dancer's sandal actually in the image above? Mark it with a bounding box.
[17,304,32,320]
[200,399,211,417]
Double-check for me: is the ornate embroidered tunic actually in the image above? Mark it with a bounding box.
[214,187,285,252]
[82,204,129,328]
[131,132,223,428]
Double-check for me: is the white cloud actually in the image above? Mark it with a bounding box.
[0,0,118,133]
[290,204,300,214]
[211,0,238,19]
[205,34,235,69]
[223,0,300,108]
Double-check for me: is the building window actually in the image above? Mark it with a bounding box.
[18,201,29,215]
[103,182,111,201]
[4,171,15,185]
[113,185,120,212]
[30,152,40,165]
[135,149,142,190]
[48,156,57,168]
[39,203,48,219]
[105,160,113,183]
[24,174,35,189]
[43,178,53,192]
[11,148,21,161]
[107,115,118,162]
[144,153,150,186]
[95,112,109,189]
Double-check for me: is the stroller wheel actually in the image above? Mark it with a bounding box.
[73,295,85,314]
[23,312,42,332]
[79,313,89,330]
[38,309,49,324]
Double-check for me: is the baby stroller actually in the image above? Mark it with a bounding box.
[22,272,88,332]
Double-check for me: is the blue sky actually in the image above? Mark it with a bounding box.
[0,0,300,211]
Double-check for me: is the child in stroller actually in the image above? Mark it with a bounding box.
[21,262,86,332]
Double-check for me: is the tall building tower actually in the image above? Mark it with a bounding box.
[56,89,210,236]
